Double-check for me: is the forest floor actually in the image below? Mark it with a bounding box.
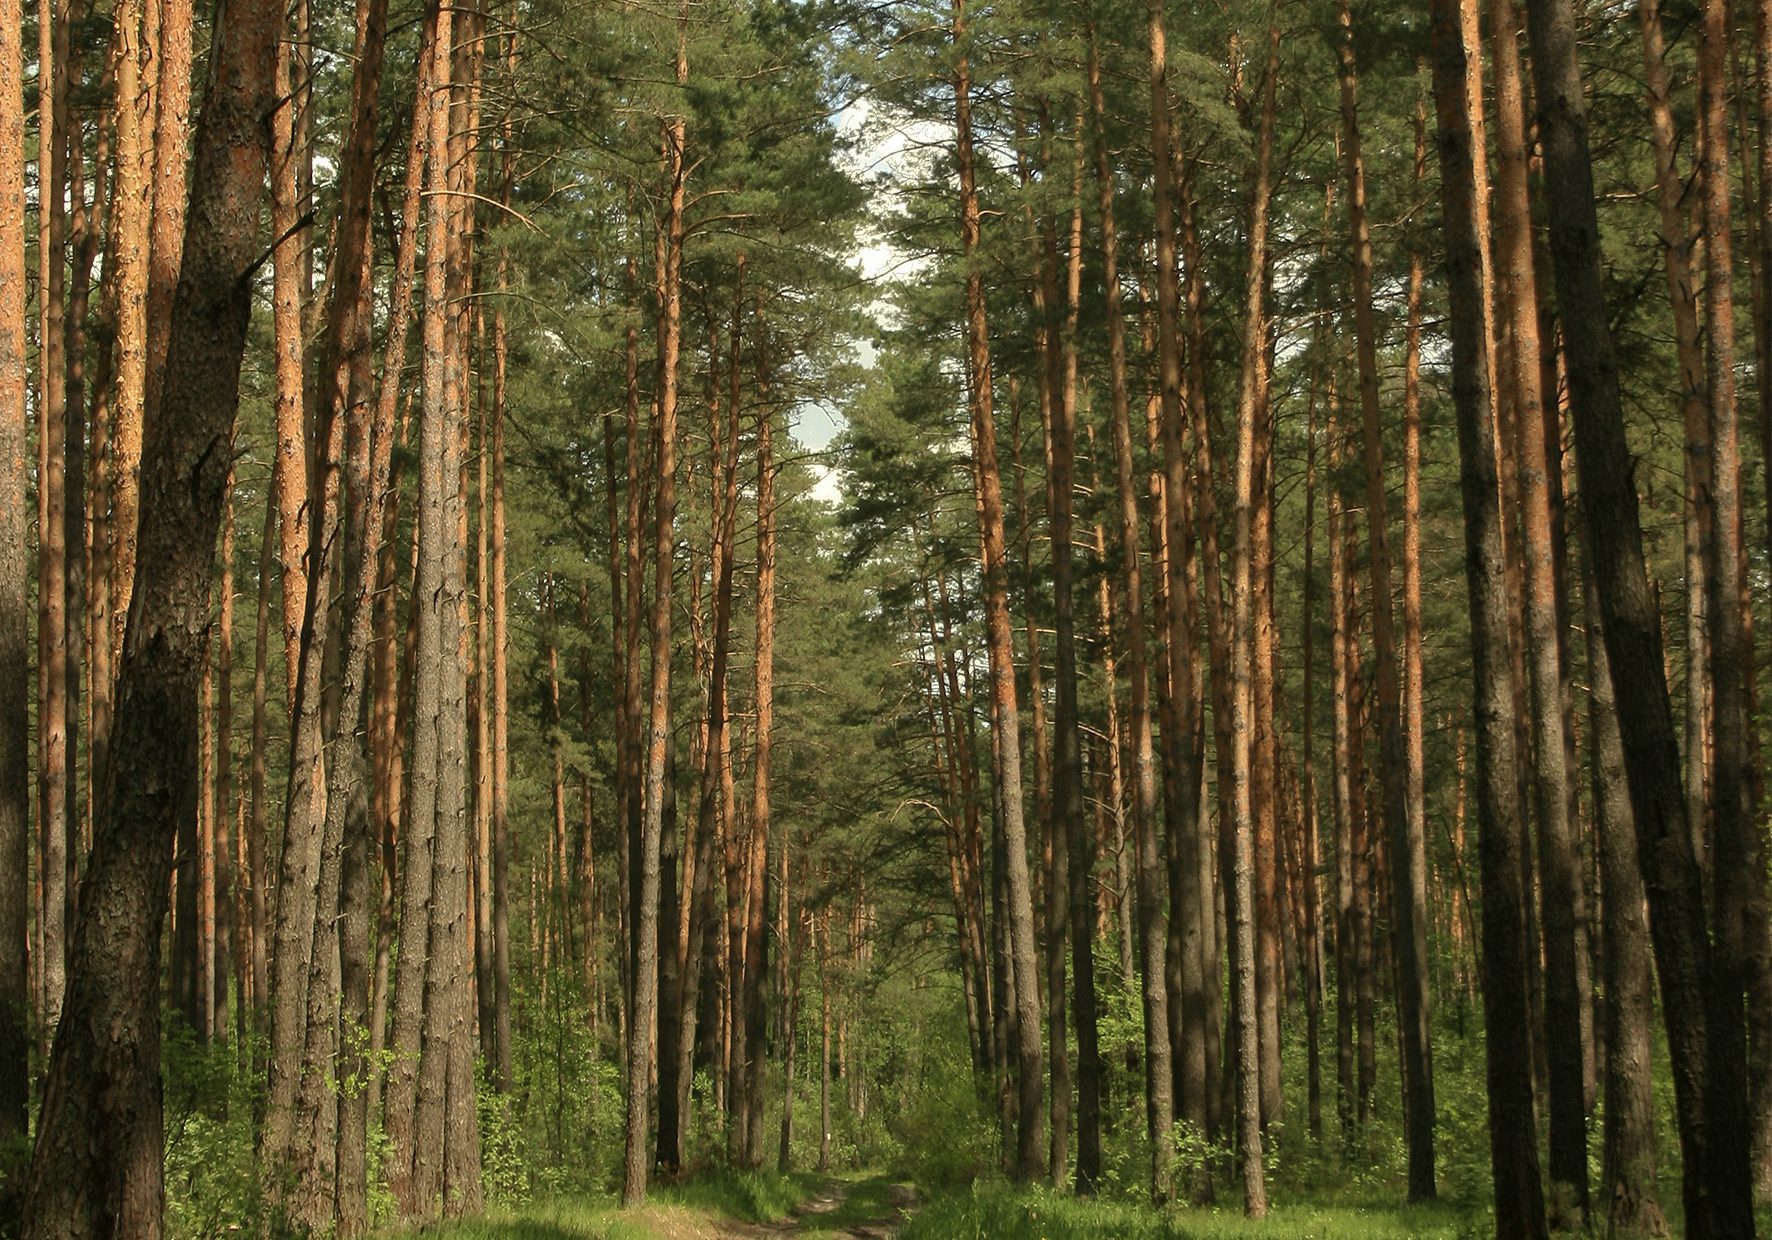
[425,1173,919,1240]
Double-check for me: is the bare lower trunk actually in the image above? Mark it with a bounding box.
[0,0,30,1160]
[1429,3,1547,1231]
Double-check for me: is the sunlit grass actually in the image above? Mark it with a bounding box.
[896,1185,1483,1240]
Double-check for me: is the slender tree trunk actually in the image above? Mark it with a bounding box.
[106,0,153,683]
[1337,0,1433,1193]
[1401,85,1428,1168]
[623,23,687,1194]
[270,20,308,706]
[213,485,234,1048]
[491,95,514,1096]
[744,314,778,1171]
[819,905,833,1172]
[1227,24,1277,1216]
[17,0,277,1225]
[956,0,1045,1178]
[1582,528,1666,1236]
[35,0,71,1065]
[1145,0,1187,1178]
[1302,303,1324,1145]
[1429,3,1548,1232]
[1052,128,1103,1196]
[142,0,190,423]
[1089,24,1170,1198]
[1328,367,1357,1153]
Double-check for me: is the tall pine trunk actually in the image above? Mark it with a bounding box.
[955,0,1046,1179]
[1429,0,1547,1230]
[1337,0,1433,1193]
[1228,21,1278,1216]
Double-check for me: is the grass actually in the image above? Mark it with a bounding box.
[895,1185,1485,1240]
[793,1173,918,1238]
[392,1170,838,1240]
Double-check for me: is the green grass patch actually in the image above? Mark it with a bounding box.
[794,1173,918,1237]
[655,1168,820,1223]
[897,1185,1485,1240]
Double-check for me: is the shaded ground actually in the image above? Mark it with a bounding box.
[705,1175,919,1239]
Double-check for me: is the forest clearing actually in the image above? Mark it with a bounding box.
[9,0,1772,1228]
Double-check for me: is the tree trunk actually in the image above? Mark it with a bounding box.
[0,0,29,1164]
[1697,0,1761,1218]
[1088,24,1169,1198]
[270,19,308,708]
[1491,0,1586,1216]
[1337,0,1432,1193]
[956,0,1045,1179]
[1145,0,1188,1177]
[623,26,687,1193]
[1429,2,1548,1232]
[1401,84,1428,1172]
[17,0,278,1225]
[35,0,71,1065]
[744,314,778,1171]
[1227,23,1277,1217]
[1581,527,1666,1236]
[1051,126,1102,1196]
[1527,0,1753,1225]
[384,0,453,1211]
[106,0,154,691]
[213,485,234,1047]
[368,0,434,1114]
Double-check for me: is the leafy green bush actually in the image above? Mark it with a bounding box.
[892,1042,997,1190]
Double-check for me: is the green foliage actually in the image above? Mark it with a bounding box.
[894,1043,997,1190]
[480,1076,532,1211]
[161,1023,265,1240]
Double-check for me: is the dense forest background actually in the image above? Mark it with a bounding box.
[2,0,1771,1232]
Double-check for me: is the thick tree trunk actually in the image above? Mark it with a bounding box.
[1526,0,1753,1225]
[1750,0,1772,1191]
[17,0,277,1227]
[1337,0,1433,1194]
[385,0,454,1211]
[1429,2,1548,1232]
[0,0,29,1168]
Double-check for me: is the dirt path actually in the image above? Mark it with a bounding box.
[709,1177,918,1240]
